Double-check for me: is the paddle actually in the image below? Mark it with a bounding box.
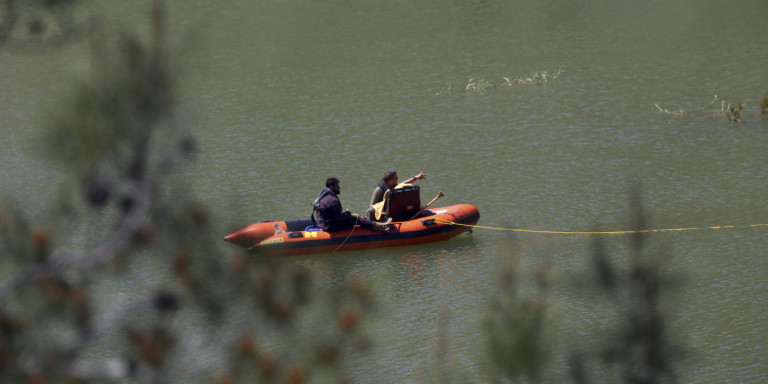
[409,191,444,220]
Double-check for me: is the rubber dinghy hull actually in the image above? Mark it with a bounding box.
[224,204,479,257]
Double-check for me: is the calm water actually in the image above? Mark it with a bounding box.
[2,0,767,382]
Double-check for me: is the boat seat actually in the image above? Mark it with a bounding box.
[388,185,421,221]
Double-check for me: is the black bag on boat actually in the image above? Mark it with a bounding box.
[387,185,421,221]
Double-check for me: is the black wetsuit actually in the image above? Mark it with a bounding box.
[314,187,375,231]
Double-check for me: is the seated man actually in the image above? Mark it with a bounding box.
[366,170,427,221]
[314,178,390,233]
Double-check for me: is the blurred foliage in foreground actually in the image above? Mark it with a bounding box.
[487,185,682,384]
[1,1,373,383]
[1,1,684,383]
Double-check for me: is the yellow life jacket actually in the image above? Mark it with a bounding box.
[372,190,390,221]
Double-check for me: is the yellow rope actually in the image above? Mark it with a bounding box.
[435,219,768,235]
[332,214,359,252]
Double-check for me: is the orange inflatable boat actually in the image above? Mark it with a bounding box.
[224,186,479,256]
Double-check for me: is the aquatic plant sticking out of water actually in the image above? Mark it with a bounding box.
[725,102,745,123]
[435,83,452,96]
[502,68,561,86]
[656,93,765,123]
[655,95,717,118]
[466,77,493,92]
[459,68,562,93]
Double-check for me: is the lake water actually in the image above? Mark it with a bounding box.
[1,0,767,382]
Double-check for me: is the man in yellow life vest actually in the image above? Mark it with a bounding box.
[366,170,427,222]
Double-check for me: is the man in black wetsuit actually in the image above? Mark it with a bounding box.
[314,177,391,233]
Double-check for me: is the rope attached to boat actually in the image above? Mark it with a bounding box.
[332,215,359,252]
[434,219,768,236]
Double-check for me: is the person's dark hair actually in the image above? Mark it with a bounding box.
[383,171,397,182]
[326,177,340,188]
